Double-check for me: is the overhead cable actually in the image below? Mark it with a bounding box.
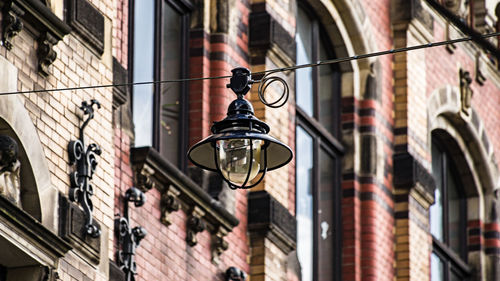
[0,32,499,96]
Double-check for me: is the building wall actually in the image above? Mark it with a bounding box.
[0,0,499,281]
[0,0,115,280]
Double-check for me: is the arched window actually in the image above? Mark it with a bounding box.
[295,5,343,281]
[430,137,470,281]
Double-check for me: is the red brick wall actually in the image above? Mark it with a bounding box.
[340,0,395,280]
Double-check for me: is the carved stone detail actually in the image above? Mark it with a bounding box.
[135,165,155,192]
[160,185,180,226]
[442,0,468,17]
[475,53,486,86]
[460,69,473,116]
[37,32,57,76]
[211,227,228,265]
[1,3,24,51]
[186,207,205,246]
[0,135,21,206]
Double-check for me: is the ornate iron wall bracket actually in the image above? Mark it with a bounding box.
[68,99,102,238]
[115,187,147,281]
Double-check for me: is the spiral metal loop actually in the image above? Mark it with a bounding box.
[256,72,289,109]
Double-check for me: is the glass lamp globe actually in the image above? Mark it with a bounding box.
[217,139,263,184]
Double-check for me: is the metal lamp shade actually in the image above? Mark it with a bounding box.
[188,131,293,173]
[188,68,294,188]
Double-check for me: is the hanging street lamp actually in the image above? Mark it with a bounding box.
[187,67,293,189]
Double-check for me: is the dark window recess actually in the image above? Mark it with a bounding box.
[295,5,343,281]
[66,0,105,55]
[0,265,6,281]
[430,139,471,281]
[130,0,192,171]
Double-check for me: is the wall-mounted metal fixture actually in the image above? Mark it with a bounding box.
[187,68,293,189]
[68,99,102,238]
[225,267,246,281]
[115,187,147,281]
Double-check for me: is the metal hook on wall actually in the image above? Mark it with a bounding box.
[68,99,102,238]
[115,187,147,281]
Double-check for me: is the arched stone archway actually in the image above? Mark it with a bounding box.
[306,0,378,99]
[0,58,58,232]
[428,85,500,280]
[427,85,499,196]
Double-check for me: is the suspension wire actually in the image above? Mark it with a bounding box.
[1,32,499,96]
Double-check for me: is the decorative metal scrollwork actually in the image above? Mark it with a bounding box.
[68,99,102,238]
[116,187,147,281]
[256,71,290,109]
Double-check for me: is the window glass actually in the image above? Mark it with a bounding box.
[159,2,183,164]
[132,0,155,147]
[431,253,444,281]
[296,8,314,116]
[318,42,336,134]
[296,126,314,281]
[318,147,336,280]
[431,138,469,281]
[430,144,444,241]
[450,270,461,281]
[447,171,463,256]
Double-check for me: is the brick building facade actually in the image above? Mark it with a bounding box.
[0,0,499,281]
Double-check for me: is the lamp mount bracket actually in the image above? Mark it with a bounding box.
[226,67,289,109]
[68,99,102,238]
[115,187,147,281]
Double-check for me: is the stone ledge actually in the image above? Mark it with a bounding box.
[0,195,72,267]
[59,195,100,264]
[0,0,71,75]
[130,147,239,263]
[249,7,295,65]
[248,190,296,254]
[393,152,435,205]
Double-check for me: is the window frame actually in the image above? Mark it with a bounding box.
[431,138,471,281]
[129,0,193,171]
[295,3,344,280]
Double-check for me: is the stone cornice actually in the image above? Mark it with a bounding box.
[1,0,71,75]
[0,195,72,262]
[9,0,71,40]
[393,152,436,206]
[248,190,296,254]
[131,147,239,263]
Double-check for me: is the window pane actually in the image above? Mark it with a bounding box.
[296,127,314,281]
[318,42,337,134]
[447,169,464,256]
[318,147,336,281]
[450,269,463,281]
[430,144,444,241]
[431,253,444,281]
[296,8,314,116]
[132,0,155,147]
[159,3,183,164]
